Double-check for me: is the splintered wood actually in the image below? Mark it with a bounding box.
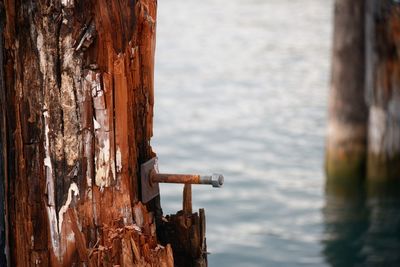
[160,185,208,267]
[87,203,173,267]
[1,0,210,265]
[0,0,186,266]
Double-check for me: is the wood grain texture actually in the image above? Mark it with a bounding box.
[0,0,176,266]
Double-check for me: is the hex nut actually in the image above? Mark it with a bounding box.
[211,173,224,188]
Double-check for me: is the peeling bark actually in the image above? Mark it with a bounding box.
[0,0,183,266]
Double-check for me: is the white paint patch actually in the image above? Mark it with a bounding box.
[155,244,165,251]
[131,46,137,58]
[43,111,54,199]
[43,110,61,256]
[84,132,93,187]
[37,32,46,76]
[58,182,79,234]
[111,159,116,186]
[61,0,74,7]
[95,139,111,188]
[44,157,52,171]
[46,206,60,256]
[67,232,75,242]
[116,146,122,173]
[132,225,141,232]
[93,118,101,130]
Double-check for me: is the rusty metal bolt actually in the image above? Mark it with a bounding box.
[141,157,224,203]
[150,171,224,188]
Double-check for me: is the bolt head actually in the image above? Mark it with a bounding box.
[211,173,224,188]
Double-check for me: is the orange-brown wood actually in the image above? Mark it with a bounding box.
[0,0,177,266]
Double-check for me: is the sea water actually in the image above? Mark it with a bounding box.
[152,0,400,266]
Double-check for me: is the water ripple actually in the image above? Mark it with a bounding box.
[154,0,332,266]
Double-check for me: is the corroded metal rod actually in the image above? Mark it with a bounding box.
[141,157,224,203]
[150,171,224,188]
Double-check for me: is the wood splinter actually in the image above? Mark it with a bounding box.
[159,184,208,267]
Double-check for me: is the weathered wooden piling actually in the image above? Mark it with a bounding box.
[0,1,207,266]
[365,0,400,181]
[326,0,368,180]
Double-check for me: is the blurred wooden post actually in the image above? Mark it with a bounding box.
[365,0,400,181]
[0,0,178,265]
[326,0,368,181]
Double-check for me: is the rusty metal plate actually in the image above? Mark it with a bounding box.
[141,157,160,203]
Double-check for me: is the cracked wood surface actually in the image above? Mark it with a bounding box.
[0,0,175,266]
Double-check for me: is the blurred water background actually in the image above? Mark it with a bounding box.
[152,0,400,266]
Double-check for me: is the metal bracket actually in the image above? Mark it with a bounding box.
[141,157,224,203]
[140,157,160,203]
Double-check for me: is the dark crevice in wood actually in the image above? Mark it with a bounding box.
[0,1,8,264]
